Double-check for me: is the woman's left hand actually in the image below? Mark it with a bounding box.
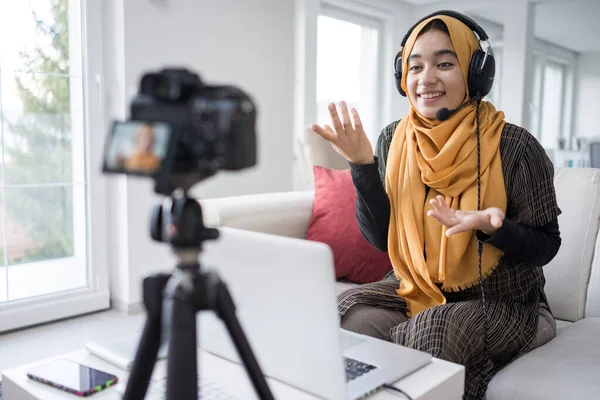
[427,195,505,237]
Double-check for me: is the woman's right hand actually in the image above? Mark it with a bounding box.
[311,101,375,165]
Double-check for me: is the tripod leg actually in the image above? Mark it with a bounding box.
[123,273,171,400]
[166,269,199,400]
[211,274,275,400]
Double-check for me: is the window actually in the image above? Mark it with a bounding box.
[539,61,566,148]
[315,6,383,145]
[530,55,544,138]
[530,55,573,150]
[0,0,108,331]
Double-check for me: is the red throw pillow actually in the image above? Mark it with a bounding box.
[306,165,393,284]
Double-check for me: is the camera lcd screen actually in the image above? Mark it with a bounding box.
[104,121,172,176]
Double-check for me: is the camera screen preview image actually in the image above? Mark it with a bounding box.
[104,121,171,175]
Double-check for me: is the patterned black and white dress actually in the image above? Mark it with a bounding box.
[337,120,562,399]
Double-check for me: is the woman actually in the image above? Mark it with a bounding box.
[123,123,161,173]
[311,11,561,399]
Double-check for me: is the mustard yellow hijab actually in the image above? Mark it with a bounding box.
[385,15,507,316]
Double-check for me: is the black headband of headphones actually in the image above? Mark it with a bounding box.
[400,10,489,48]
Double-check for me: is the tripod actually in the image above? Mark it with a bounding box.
[122,191,275,400]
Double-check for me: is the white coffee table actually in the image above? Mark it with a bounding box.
[2,348,464,399]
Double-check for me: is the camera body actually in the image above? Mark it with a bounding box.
[102,68,257,195]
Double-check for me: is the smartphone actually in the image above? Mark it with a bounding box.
[27,359,119,397]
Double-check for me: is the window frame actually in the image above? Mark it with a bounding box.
[0,0,109,332]
[529,43,576,149]
[316,0,389,144]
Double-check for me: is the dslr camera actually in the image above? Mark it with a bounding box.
[102,67,257,195]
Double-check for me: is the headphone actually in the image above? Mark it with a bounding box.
[393,10,495,100]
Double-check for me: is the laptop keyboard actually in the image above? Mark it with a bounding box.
[125,359,377,396]
[145,376,240,400]
[344,357,377,382]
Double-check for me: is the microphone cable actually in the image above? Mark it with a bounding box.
[474,97,491,400]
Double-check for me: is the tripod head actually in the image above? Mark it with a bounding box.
[149,190,219,266]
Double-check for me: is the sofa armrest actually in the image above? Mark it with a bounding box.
[200,191,315,239]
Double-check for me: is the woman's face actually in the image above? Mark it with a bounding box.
[136,126,155,153]
[406,29,466,119]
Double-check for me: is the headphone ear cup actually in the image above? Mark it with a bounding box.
[468,49,495,99]
[481,53,495,98]
[394,54,407,97]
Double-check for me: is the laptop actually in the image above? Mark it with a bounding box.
[105,226,431,399]
[194,227,432,400]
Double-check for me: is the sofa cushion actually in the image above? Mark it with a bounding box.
[543,168,600,322]
[586,233,600,317]
[201,191,315,239]
[295,128,350,190]
[555,319,572,331]
[306,166,393,284]
[486,318,600,400]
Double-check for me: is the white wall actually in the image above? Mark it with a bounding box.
[102,0,295,310]
[574,51,600,138]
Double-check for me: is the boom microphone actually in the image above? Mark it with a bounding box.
[435,97,478,122]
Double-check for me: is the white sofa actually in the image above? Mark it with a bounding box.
[200,130,600,399]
